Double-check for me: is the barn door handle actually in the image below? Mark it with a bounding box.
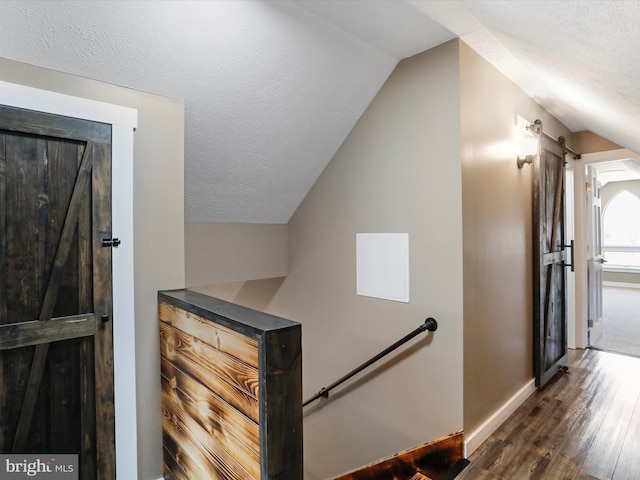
[102,238,121,248]
[563,240,575,272]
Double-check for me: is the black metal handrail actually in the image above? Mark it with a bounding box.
[303,317,438,407]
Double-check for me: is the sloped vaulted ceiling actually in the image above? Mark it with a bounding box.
[0,1,639,223]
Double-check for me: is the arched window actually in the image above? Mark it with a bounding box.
[603,190,640,268]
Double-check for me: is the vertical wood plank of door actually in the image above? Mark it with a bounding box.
[12,143,95,454]
[92,142,115,479]
[533,145,543,386]
[0,133,6,449]
[45,140,83,456]
[36,139,49,317]
[5,134,45,451]
[5,134,41,321]
[78,144,97,479]
[0,132,6,325]
[542,158,565,353]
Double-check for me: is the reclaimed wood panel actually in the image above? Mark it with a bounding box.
[163,431,191,480]
[162,375,260,479]
[162,394,257,480]
[161,358,260,457]
[163,429,220,480]
[159,321,259,397]
[159,324,259,423]
[159,289,302,480]
[159,301,259,366]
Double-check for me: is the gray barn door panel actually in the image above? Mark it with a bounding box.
[533,135,568,388]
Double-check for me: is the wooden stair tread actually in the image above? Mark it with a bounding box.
[409,474,433,480]
[332,432,463,480]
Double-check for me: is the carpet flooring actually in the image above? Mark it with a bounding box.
[594,285,640,358]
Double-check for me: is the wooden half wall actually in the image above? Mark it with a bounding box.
[158,289,302,480]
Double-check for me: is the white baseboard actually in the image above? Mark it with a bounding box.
[463,379,536,457]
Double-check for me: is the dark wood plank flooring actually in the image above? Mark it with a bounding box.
[458,348,640,480]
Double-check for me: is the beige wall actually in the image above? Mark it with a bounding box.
[604,272,640,284]
[287,40,464,479]
[574,130,622,154]
[194,40,465,479]
[188,38,581,475]
[602,179,640,206]
[0,57,185,480]
[185,222,287,287]
[459,42,573,435]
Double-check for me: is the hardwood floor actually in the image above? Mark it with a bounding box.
[457,348,640,480]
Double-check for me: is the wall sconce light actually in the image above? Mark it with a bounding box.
[516,116,541,168]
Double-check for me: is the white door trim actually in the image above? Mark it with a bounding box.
[0,80,139,479]
[574,149,640,350]
[565,162,576,348]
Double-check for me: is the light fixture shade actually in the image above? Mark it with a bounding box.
[515,115,540,168]
[519,137,538,156]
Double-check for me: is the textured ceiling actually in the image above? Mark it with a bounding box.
[0,0,638,223]
[458,1,640,147]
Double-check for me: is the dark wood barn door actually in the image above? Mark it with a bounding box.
[0,105,115,479]
[533,136,568,388]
